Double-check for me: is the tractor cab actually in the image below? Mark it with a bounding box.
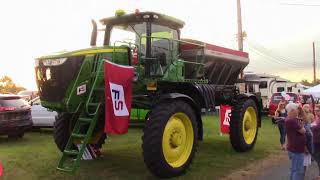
[97,10,185,77]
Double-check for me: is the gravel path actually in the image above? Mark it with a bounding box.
[221,152,320,180]
[256,156,319,180]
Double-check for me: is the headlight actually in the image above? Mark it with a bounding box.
[46,68,52,80]
[42,57,67,66]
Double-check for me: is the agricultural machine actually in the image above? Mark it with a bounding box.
[35,10,262,178]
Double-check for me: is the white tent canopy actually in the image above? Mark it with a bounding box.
[303,84,320,98]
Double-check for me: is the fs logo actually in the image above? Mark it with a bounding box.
[109,82,129,116]
[223,109,231,126]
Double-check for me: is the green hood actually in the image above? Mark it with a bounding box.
[36,46,128,59]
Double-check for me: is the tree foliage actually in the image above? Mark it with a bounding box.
[300,79,320,86]
[0,76,26,94]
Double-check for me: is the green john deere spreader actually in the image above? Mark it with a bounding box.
[34,10,262,178]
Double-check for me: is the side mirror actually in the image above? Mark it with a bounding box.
[90,19,97,46]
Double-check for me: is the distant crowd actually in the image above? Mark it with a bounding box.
[273,98,320,180]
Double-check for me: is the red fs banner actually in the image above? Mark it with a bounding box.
[0,163,2,178]
[104,60,134,134]
[220,105,232,134]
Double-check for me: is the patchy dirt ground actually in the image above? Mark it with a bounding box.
[220,151,319,180]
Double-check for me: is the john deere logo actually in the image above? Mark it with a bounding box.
[109,82,129,116]
[77,84,87,95]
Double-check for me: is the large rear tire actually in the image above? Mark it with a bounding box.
[53,112,106,152]
[142,101,198,178]
[230,98,259,152]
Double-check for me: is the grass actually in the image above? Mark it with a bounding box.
[0,115,281,180]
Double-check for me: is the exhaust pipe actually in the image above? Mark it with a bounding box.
[90,19,97,46]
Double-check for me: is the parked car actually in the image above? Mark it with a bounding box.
[30,97,57,127]
[0,94,32,138]
[17,90,38,102]
[269,92,315,117]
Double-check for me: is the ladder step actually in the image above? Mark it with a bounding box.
[88,103,100,107]
[78,117,92,123]
[94,88,104,91]
[57,166,73,173]
[71,133,86,139]
[64,150,79,156]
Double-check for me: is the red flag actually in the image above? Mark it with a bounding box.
[104,60,134,134]
[220,105,232,134]
[0,163,2,177]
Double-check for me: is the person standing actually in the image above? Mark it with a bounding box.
[312,105,320,179]
[299,104,314,178]
[302,104,314,154]
[274,101,287,150]
[285,103,306,180]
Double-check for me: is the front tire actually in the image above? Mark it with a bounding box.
[142,101,198,178]
[229,98,259,152]
[53,112,106,152]
[53,113,72,152]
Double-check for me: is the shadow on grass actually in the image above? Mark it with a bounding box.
[0,136,26,144]
[0,131,52,145]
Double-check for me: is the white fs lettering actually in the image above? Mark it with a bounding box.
[109,82,129,116]
[223,109,231,126]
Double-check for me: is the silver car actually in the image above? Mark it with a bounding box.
[30,97,57,127]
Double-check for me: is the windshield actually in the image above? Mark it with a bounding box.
[109,23,146,47]
[108,23,178,46]
[107,22,179,76]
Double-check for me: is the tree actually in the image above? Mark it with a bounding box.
[0,76,26,94]
[301,79,312,86]
[300,79,320,86]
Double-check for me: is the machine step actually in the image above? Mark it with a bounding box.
[78,117,92,123]
[88,103,100,107]
[71,133,86,139]
[57,166,73,173]
[94,87,104,92]
[64,150,79,156]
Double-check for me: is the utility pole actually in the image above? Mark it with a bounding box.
[237,0,244,80]
[237,0,246,93]
[237,0,244,52]
[313,42,316,83]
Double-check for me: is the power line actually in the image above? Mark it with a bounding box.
[253,45,303,67]
[247,45,289,66]
[246,40,300,66]
[245,40,307,67]
[246,43,305,69]
[280,3,320,7]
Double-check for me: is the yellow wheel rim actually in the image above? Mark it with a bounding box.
[162,113,194,168]
[242,107,257,144]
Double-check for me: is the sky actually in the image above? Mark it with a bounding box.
[1,0,320,90]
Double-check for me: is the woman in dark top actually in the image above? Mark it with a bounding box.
[274,101,287,150]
